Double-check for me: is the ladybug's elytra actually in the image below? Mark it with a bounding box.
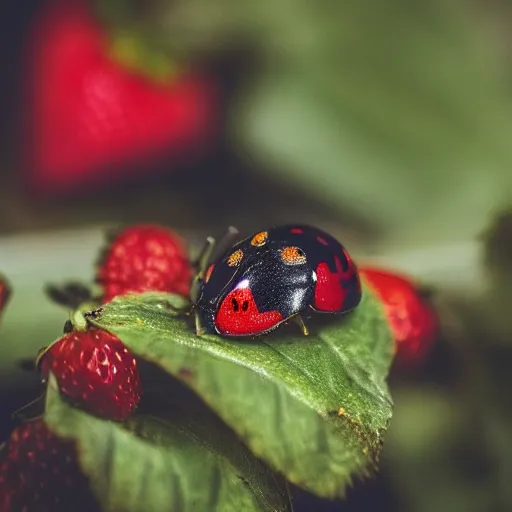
[190,225,362,337]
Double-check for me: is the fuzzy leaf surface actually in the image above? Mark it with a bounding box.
[91,288,394,497]
[44,377,290,512]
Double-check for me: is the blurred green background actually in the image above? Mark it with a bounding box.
[1,0,511,510]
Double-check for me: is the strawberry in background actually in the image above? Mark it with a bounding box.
[360,266,439,368]
[22,0,219,196]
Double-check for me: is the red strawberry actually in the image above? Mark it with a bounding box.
[39,329,141,421]
[360,267,438,366]
[97,224,191,302]
[0,419,100,512]
[0,274,11,317]
[23,0,219,196]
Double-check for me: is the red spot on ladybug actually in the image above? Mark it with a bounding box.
[342,248,353,264]
[290,228,303,234]
[215,287,283,336]
[316,236,329,246]
[342,249,362,294]
[314,256,350,311]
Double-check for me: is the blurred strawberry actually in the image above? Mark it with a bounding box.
[38,329,141,421]
[23,0,219,196]
[97,224,192,302]
[0,419,100,512]
[0,274,11,317]
[360,266,438,366]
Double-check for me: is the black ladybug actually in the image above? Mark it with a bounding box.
[190,225,362,336]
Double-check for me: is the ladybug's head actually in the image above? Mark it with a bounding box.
[195,238,316,336]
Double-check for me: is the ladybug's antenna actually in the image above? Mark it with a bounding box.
[190,226,238,302]
[190,237,216,305]
[213,226,239,261]
[190,226,239,309]
[193,226,239,273]
[194,236,216,275]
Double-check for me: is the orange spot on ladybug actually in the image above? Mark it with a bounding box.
[290,228,303,234]
[314,256,350,311]
[215,287,283,335]
[280,246,307,265]
[227,249,243,267]
[205,263,215,283]
[251,231,268,247]
[316,236,329,246]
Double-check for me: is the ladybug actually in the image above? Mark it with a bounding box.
[190,225,362,336]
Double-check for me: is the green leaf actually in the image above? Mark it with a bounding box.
[90,287,394,498]
[44,376,291,512]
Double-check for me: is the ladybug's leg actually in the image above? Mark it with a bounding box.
[191,226,239,273]
[192,236,216,273]
[195,310,206,336]
[293,315,310,336]
[190,227,239,304]
[190,236,216,304]
[212,226,239,261]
